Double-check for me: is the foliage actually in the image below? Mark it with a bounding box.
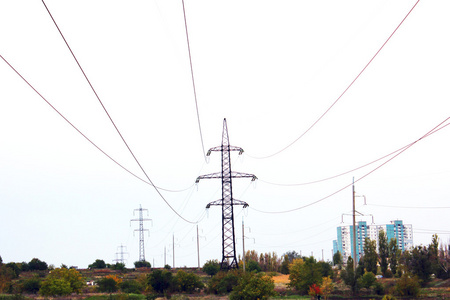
[308,284,321,298]
[27,258,48,271]
[111,262,126,271]
[362,238,378,274]
[207,270,241,295]
[394,273,420,297]
[288,257,322,294]
[246,260,261,273]
[89,259,107,269]
[358,271,376,289]
[378,229,389,277]
[21,276,41,294]
[120,280,143,294]
[280,255,290,274]
[320,276,333,300]
[318,261,332,278]
[147,269,173,293]
[229,272,275,300]
[388,238,400,276]
[283,251,300,263]
[340,256,358,294]
[332,251,343,268]
[97,277,119,293]
[39,267,85,296]
[134,261,151,269]
[173,270,203,293]
[404,245,432,286]
[202,260,220,277]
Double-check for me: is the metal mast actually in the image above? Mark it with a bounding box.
[196,118,257,269]
[130,205,152,262]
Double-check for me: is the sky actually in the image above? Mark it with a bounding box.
[1,0,449,269]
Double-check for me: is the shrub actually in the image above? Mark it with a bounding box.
[246,260,261,273]
[39,267,85,296]
[120,280,143,294]
[203,260,220,277]
[394,273,420,297]
[40,278,72,296]
[229,272,275,300]
[207,270,241,294]
[147,269,173,293]
[173,270,204,293]
[89,259,107,269]
[134,261,151,269]
[358,271,376,289]
[21,277,41,294]
[97,277,119,293]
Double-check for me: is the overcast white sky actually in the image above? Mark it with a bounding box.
[1,0,449,269]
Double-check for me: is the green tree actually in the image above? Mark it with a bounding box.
[379,229,389,276]
[39,267,85,296]
[134,260,151,268]
[28,258,48,271]
[147,269,173,293]
[203,260,220,277]
[120,279,143,294]
[229,272,275,300]
[395,273,420,297]
[283,250,300,263]
[97,277,119,293]
[333,251,343,268]
[207,270,241,295]
[358,271,376,289]
[173,270,204,293]
[405,245,432,286]
[88,259,106,269]
[318,261,333,278]
[389,238,400,276]
[111,262,126,271]
[362,238,378,274]
[246,260,261,273]
[21,276,42,294]
[280,255,290,274]
[340,256,358,294]
[288,257,322,294]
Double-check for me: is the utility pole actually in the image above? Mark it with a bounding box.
[352,179,357,271]
[130,205,152,262]
[173,234,175,268]
[196,118,257,269]
[242,218,246,272]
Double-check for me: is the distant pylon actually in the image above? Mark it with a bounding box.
[113,244,128,264]
[130,205,152,262]
[196,118,257,269]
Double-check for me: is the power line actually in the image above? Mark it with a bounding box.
[181,0,207,162]
[250,116,450,214]
[367,204,450,209]
[248,0,422,159]
[41,1,199,223]
[1,54,198,224]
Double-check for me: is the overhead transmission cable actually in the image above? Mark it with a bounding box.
[259,132,430,186]
[41,0,198,224]
[181,0,207,162]
[248,0,422,159]
[250,116,450,214]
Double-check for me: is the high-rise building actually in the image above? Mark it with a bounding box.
[333,220,413,264]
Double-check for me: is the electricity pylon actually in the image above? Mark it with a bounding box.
[196,118,257,269]
[113,244,128,264]
[130,205,152,262]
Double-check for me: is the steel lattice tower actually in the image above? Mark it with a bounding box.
[130,205,152,262]
[196,118,256,269]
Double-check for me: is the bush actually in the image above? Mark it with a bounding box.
[173,270,204,293]
[203,260,220,277]
[229,272,276,300]
[120,280,143,294]
[40,278,72,296]
[358,271,376,289]
[246,260,261,273]
[147,269,173,293]
[89,259,107,269]
[21,277,41,294]
[207,270,241,294]
[39,267,85,296]
[394,273,420,297]
[373,280,385,295]
[134,261,151,269]
[97,277,119,293]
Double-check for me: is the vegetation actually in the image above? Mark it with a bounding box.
[202,260,220,277]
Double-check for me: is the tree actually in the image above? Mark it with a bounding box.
[358,271,376,290]
[203,260,220,277]
[388,238,400,276]
[173,270,204,293]
[21,276,42,294]
[283,250,300,263]
[134,260,151,268]
[207,270,241,295]
[229,272,275,300]
[405,246,432,286]
[320,276,333,300]
[340,256,358,294]
[280,255,290,274]
[378,229,389,276]
[40,268,84,296]
[332,251,343,268]
[147,269,173,293]
[97,277,119,293]
[246,260,262,273]
[288,257,323,294]
[120,279,143,294]
[362,237,378,274]
[88,259,106,269]
[28,258,48,271]
[111,262,126,271]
